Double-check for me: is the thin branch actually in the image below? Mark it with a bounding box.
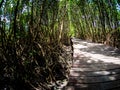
[0,0,4,8]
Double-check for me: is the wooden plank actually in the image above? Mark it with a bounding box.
[70,68,120,77]
[107,87,120,90]
[65,83,102,90]
[69,74,120,83]
[100,80,120,90]
[71,67,120,72]
[72,65,120,70]
[72,60,120,70]
[72,62,120,67]
[65,80,120,90]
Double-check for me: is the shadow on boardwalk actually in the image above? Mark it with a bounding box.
[62,39,120,90]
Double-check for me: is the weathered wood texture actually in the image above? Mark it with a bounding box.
[63,38,120,90]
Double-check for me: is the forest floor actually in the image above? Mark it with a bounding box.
[62,38,120,90]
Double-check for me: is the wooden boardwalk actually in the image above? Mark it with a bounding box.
[62,38,120,90]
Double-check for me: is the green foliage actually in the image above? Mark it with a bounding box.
[69,0,120,48]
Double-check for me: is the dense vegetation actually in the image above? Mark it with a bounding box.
[70,0,120,48]
[0,0,73,89]
[0,0,120,89]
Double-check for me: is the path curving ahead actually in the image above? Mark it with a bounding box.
[63,38,120,90]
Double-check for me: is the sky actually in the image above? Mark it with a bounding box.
[117,3,120,11]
